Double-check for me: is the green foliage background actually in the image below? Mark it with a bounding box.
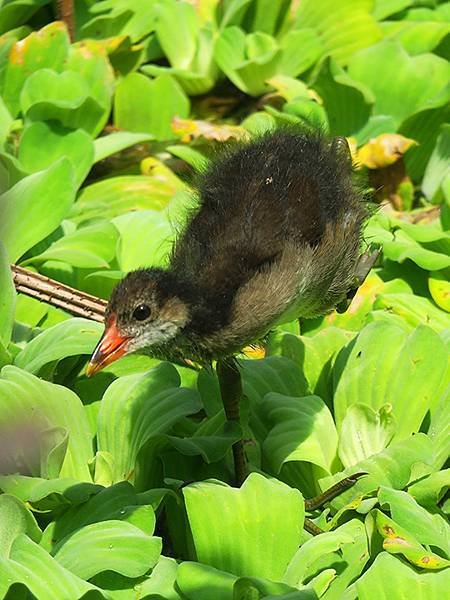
[0,0,449,598]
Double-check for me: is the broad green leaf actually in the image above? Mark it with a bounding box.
[294,0,382,64]
[20,68,106,136]
[0,475,101,510]
[319,433,434,511]
[18,120,94,188]
[26,221,119,269]
[339,404,396,468]
[0,22,69,117]
[381,19,450,55]
[333,322,448,439]
[355,552,450,599]
[39,481,148,551]
[380,229,450,271]
[408,469,450,510]
[233,576,300,598]
[284,526,354,587]
[374,509,450,569]
[184,473,304,579]
[312,58,372,136]
[73,173,181,223]
[139,555,179,599]
[0,534,103,599]
[422,124,450,203]
[373,0,414,20]
[154,1,198,69]
[214,27,281,96]
[378,487,450,556]
[267,327,354,408]
[0,366,93,481]
[0,243,15,347]
[278,29,322,77]
[347,40,450,126]
[176,561,236,600]
[262,394,339,475]
[0,495,41,556]
[53,520,161,580]
[241,356,309,441]
[97,363,201,485]
[65,40,114,133]
[167,418,242,464]
[93,131,154,163]
[373,293,449,332]
[285,519,368,600]
[0,158,75,262]
[14,318,103,374]
[112,210,174,271]
[114,72,190,141]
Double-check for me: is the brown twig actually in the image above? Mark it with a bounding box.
[11,265,106,322]
[56,0,75,42]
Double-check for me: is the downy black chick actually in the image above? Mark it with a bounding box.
[87,129,370,374]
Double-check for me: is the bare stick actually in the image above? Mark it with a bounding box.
[305,472,367,511]
[56,0,75,42]
[216,357,247,486]
[11,265,106,322]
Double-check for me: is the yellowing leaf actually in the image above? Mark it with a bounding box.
[171,117,249,143]
[428,271,450,312]
[357,133,417,169]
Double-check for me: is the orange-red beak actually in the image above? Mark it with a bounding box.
[86,316,130,377]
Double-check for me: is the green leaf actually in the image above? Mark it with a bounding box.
[339,404,396,468]
[347,40,450,126]
[14,318,103,374]
[26,221,119,269]
[355,552,450,599]
[0,495,41,556]
[408,469,450,510]
[97,363,201,485]
[422,124,450,203]
[138,555,179,599]
[312,58,372,137]
[112,210,174,271]
[319,433,434,511]
[93,131,154,163]
[114,73,190,141]
[0,158,75,262]
[374,509,450,569]
[184,473,304,579]
[167,418,242,464]
[0,534,103,599]
[73,172,182,223]
[0,475,101,510]
[53,520,161,580]
[0,366,93,481]
[176,561,236,600]
[294,0,382,64]
[373,294,449,332]
[278,29,322,77]
[154,1,198,69]
[18,120,94,188]
[262,394,338,475]
[214,27,281,96]
[0,242,15,347]
[378,487,450,557]
[285,519,368,599]
[0,22,70,117]
[333,322,448,439]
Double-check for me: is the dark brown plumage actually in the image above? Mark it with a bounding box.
[88,129,370,374]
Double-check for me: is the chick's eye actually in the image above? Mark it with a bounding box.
[133,304,151,321]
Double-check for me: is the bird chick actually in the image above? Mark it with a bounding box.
[87,129,370,375]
